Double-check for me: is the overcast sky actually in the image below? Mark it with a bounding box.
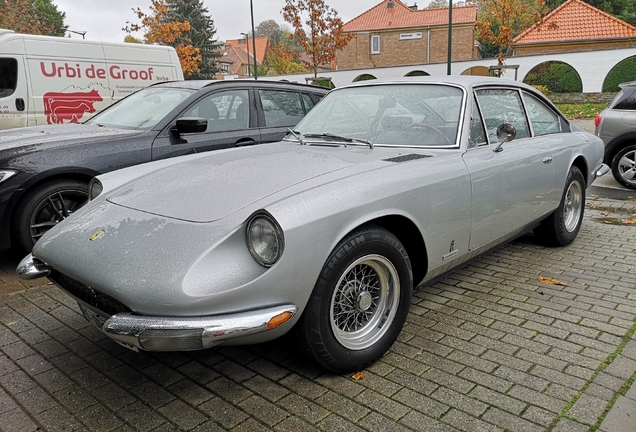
[52,0,432,44]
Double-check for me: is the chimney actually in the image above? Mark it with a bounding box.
[387,1,394,8]
[409,3,418,10]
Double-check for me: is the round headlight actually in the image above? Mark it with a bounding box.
[246,213,284,267]
[88,178,103,201]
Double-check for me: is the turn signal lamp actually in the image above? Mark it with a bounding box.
[267,311,293,329]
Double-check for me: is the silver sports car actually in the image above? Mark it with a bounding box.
[18,76,607,373]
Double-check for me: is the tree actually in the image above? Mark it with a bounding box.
[124,34,143,43]
[33,0,67,36]
[282,0,353,78]
[263,43,308,75]
[256,19,302,54]
[124,0,202,77]
[475,0,547,66]
[162,0,221,79]
[0,0,56,35]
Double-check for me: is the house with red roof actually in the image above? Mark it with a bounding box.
[336,0,478,71]
[512,0,636,56]
[218,36,268,78]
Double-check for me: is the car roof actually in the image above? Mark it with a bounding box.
[337,75,537,92]
[150,79,329,92]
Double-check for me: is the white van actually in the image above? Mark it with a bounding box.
[0,29,184,130]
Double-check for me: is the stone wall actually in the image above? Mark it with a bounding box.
[546,92,617,104]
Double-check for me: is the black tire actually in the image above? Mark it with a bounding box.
[610,144,636,190]
[534,166,585,247]
[298,225,412,373]
[12,179,89,254]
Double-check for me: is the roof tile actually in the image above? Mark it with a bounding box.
[343,0,476,32]
[513,0,636,44]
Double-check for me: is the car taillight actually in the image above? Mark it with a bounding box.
[595,113,602,127]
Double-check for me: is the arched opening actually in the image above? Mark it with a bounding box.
[353,74,377,82]
[603,56,636,92]
[404,70,430,77]
[461,66,490,76]
[522,61,582,93]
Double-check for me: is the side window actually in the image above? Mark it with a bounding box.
[613,88,636,110]
[183,89,249,132]
[469,95,487,148]
[0,58,18,99]
[475,88,530,143]
[523,92,561,136]
[259,90,304,127]
[371,35,380,54]
[302,93,315,111]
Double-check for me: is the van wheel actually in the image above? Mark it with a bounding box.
[13,180,89,254]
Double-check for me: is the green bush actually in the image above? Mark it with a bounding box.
[523,62,583,93]
[603,56,636,92]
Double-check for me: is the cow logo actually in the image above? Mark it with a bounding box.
[43,89,103,124]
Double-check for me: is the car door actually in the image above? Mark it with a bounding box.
[257,89,317,142]
[0,56,28,129]
[150,88,261,160]
[462,88,556,250]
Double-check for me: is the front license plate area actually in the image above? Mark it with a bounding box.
[79,303,107,331]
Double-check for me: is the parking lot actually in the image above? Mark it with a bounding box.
[0,191,634,432]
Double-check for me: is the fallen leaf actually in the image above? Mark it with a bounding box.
[351,371,365,381]
[626,219,636,225]
[538,276,569,286]
[586,202,599,209]
[601,211,611,216]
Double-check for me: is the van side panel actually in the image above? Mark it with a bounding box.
[0,32,184,130]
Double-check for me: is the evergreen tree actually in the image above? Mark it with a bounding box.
[162,0,221,79]
[33,0,67,36]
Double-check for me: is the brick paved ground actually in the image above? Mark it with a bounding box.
[1,196,635,432]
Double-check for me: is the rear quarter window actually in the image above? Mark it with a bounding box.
[611,88,636,110]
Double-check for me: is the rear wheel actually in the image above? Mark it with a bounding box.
[534,166,585,246]
[13,180,89,254]
[298,225,412,373]
[611,144,636,190]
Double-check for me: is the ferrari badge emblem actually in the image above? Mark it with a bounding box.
[89,230,104,241]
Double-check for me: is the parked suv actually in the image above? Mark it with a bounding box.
[595,81,636,189]
[0,80,329,253]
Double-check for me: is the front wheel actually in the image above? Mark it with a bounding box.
[12,180,89,254]
[298,225,412,373]
[534,166,585,246]
[611,144,636,190]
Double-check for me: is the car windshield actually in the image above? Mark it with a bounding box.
[291,83,464,147]
[85,86,194,129]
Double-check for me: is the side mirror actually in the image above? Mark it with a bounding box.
[493,123,516,153]
[171,117,207,136]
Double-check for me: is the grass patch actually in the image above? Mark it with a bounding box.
[556,103,606,119]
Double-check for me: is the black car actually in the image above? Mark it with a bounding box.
[0,80,329,253]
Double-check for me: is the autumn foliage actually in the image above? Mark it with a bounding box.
[282,0,353,78]
[0,0,56,35]
[265,43,307,75]
[124,0,201,76]
[475,0,548,66]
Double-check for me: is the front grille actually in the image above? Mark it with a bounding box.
[383,154,432,163]
[49,270,131,316]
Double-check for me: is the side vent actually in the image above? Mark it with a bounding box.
[383,154,432,163]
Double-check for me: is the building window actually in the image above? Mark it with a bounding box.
[371,35,380,54]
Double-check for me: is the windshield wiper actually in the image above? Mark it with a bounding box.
[304,133,373,149]
[287,128,307,145]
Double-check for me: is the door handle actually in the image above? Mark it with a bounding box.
[235,140,255,147]
[543,156,552,164]
[15,98,25,111]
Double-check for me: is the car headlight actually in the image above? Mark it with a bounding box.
[0,170,18,185]
[246,213,284,267]
[88,178,103,201]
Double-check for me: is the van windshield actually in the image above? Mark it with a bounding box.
[85,87,194,129]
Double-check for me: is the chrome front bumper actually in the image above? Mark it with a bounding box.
[99,304,298,352]
[17,253,51,280]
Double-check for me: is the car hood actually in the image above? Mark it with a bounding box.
[0,123,141,152]
[107,142,410,223]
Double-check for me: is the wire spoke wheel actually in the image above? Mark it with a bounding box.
[329,254,400,350]
[563,179,583,233]
[29,189,88,243]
